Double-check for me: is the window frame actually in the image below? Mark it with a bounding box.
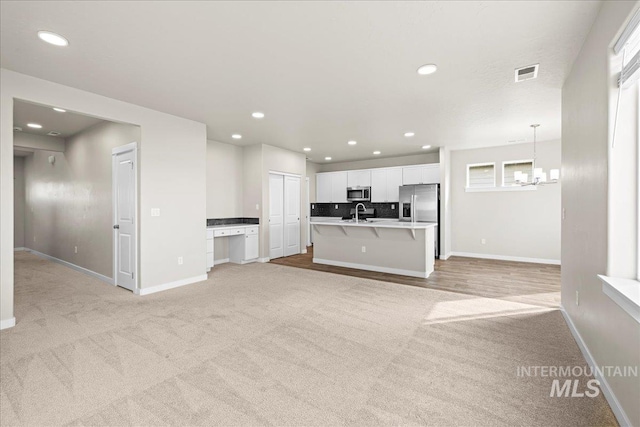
[501,159,534,187]
[466,162,496,189]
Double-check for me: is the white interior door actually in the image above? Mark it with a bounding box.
[284,176,301,256]
[112,144,137,291]
[269,174,284,259]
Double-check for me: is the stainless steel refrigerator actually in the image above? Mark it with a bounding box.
[399,184,439,257]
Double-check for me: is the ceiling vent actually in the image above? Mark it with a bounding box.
[47,131,61,136]
[13,126,22,132]
[515,64,539,82]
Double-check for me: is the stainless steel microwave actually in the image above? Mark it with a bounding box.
[347,187,371,202]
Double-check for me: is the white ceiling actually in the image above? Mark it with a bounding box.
[13,100,105,138]
[0,1,601,163]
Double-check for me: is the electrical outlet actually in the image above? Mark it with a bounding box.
[562,208,566,220]
[362,246,366,253]
[391,204,395,209]
[256,204,259,210]
[312,204,315,209]
[178,257,183,265]
[74,246,78,254]
[576,290,579,306]
[481,239,486,244]
[335,204,338,209]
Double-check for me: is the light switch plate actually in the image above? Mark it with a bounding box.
[151,208,160,217]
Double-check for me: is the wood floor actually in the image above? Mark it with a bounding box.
[270,246,560,307]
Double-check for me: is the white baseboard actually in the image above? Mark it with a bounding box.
[14,247,26,252]
[560,307,631,427]
[313,258,431,279]
[301,248,308,254]
[213,258,230,265]
[450,251,560,265]
[439,252,452,260]
[25,248,114,285]
[0,317,16,330]
[258,257,270,263]
[135,274,207,296]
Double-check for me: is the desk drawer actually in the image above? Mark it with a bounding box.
[246,226,259,235]
[214,227,245,237]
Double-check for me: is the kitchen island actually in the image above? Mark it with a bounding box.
[311,219,437,278]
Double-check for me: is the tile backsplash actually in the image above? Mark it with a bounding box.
[310,202,399,219]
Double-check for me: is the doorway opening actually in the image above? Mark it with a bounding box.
[12,99,141,307]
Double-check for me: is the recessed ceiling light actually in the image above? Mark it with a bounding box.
[252,112,265,119]
[422,145,431,149]
[404,132,415,137]
[53,107,66,113]
[325,157,332,161]
[417,64,438,75]
[347,140,357,145]
[232,134,242,139]
[37,31,69,47]
[303,147,311,152]
[27,123,42,129]
[373,151,381,155]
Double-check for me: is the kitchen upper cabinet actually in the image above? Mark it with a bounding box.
[371,168,403,202]
[331,171,348,202]
[347,170,371,187]
[316,171,348,203]
[402,164,440,185]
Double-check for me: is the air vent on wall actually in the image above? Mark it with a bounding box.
[47,131,61,136]
[515,64,539,82]
[13,126,22,132]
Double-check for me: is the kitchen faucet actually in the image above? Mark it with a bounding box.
[355,203,367,222]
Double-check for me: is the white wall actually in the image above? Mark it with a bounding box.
[450,140,561,262]
[13,157,25,249]
[306,161,320,203]
[317,152,439,173]
[22,121,140,278]
[207,139,244,262]
[14,132,65,152]
[1,69,207,325]
[562,1,640,425]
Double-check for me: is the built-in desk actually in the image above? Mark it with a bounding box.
[206,224,260,271]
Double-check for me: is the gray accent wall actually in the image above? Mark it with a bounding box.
[13,157,25,248]
[562,1,640,425]
[23,121,140,278]
[450,140,561,262]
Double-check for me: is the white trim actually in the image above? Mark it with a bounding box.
[112,142,139,292]
[466,162,495,189]
[258,257,271,263]
[268,170,302,178]
[301,248,308,254]
[560,308,632,427]
[313,257,430,278]
[599,275,640,324]
[439,252,452,260]
[13,247,26,252]
[0,317,16,330]
[135,274,207,296]
[24,248,114,285]
[213,258,230,265]
[465,186,537,193]
[450,251,560,265]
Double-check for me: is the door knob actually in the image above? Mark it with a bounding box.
[113,225,119,229]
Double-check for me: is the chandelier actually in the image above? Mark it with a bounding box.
[514,124,559,186]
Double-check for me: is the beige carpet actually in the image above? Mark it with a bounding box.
[1,251,616,426]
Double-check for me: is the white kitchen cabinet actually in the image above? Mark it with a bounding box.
[316,171,348,203]
[402,164,440,185]
[371,168,403,202]
[229,226,260,264]
[331,171,348,202]
[347,170,371,187]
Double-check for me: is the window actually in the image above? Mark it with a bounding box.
[502,160,533,186]
[466,163,495,189]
